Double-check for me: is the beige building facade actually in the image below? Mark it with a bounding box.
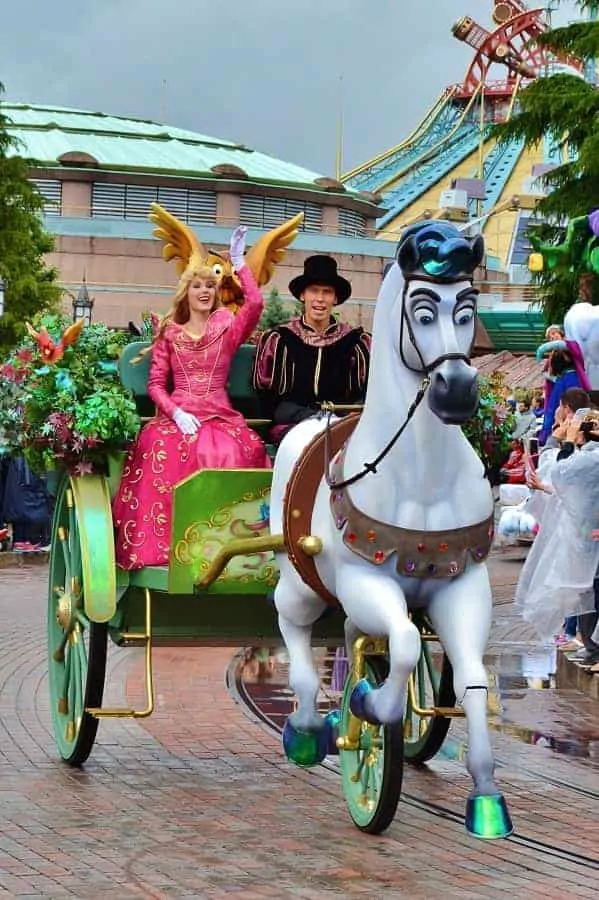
[7,104,395,331]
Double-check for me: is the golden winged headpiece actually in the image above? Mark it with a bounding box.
[149,202,304,313]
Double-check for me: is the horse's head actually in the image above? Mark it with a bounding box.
[392,221,484,425]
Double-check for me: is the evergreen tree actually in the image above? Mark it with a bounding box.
[257,286,293,330]
[493,1,599,321]
[0,83,62,355]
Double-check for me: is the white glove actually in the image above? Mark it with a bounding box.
[229,225,248,271]
[172,407,200,436]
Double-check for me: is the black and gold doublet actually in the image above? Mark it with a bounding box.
[252,317,371,424]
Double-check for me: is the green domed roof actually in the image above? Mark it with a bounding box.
[4,103,339,190]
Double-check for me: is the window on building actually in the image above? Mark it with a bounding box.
[31,179,62,216]
[239,195,322,232]
[338,208,367,237]
[91,183,217,223]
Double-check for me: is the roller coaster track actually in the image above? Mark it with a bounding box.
[347,87,491,229]
[342,87,460,193]
[376,128,481,229]
[476,135,526,216]
[373,97,526,229]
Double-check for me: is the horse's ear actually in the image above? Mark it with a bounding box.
[470,235,484,271]
[397,236,419,275]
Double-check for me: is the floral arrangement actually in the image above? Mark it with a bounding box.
[0,314,140,475]
[463,372,516,481]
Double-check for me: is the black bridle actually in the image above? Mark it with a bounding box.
[325,280,475,491]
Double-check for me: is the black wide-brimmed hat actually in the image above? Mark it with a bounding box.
[288,255,352,304]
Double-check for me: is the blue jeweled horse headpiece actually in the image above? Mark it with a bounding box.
[396,221,484,282]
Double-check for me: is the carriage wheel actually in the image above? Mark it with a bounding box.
[404,639,455,765]
[47,476,108,765]
[339,657,404,834]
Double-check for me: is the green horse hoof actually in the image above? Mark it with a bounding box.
[465,793,513,839]
[282,719,328,768]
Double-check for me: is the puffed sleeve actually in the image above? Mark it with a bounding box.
[225,265,264,350]
[147,335,177,419]
[348,330,371,399]
[536,339,565,362]
[252,329,281,394]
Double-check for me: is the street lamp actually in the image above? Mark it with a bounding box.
[0,278,5,318]
[72,278,94,326]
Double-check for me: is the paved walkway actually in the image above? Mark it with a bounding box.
[0,550,597,898]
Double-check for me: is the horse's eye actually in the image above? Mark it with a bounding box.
[212,264,223,277]
[414,307,436,325]
[455,307,474,325]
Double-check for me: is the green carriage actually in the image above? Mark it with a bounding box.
[46,340,461,832]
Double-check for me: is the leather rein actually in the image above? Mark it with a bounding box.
[325,281,474,491]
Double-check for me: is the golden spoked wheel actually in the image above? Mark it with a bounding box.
[404,620,456,765]
[47,475,114,765]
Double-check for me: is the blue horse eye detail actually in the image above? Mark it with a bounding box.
[414,307,436,325]
[455,307,475,325]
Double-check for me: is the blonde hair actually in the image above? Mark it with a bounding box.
[157,266,222,337]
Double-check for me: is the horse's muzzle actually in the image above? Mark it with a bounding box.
[427,359,479,424]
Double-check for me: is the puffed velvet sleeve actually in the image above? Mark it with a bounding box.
[252,329,281,394]
[147,335,177,419]
[225,265,264,350]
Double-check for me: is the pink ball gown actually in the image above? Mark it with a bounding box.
[113,265,271,569]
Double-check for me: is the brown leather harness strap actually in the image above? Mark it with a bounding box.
[283,416,360,606]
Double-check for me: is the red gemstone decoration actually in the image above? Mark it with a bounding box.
[374,550,385,563]
[347,532,357,543]
[439,542,449,552]
[366,530,376,542]
[417,543,426,553]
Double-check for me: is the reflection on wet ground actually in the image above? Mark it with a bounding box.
[238,643,599,764]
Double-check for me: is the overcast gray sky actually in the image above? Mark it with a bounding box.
[0,1,579,176]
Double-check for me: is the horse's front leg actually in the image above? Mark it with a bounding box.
[274,567,335,767]
[336,562,421,725]
[428,563,513,838]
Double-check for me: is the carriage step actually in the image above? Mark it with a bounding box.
[87,588,154,720]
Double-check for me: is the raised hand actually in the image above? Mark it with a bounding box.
[229,225,248,271]
[173,408,200,436]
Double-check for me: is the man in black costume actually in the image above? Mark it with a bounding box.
[252,255,371,442]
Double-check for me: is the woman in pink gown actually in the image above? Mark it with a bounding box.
[113,226,271,569]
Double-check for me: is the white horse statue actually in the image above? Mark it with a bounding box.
[564,300,599,390]
[269,221,513,839]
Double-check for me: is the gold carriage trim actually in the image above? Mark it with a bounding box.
[329,449,494,579]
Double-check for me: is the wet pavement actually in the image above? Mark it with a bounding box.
[0,549,598,898]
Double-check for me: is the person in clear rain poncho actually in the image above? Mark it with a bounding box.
[515,411,599,641]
